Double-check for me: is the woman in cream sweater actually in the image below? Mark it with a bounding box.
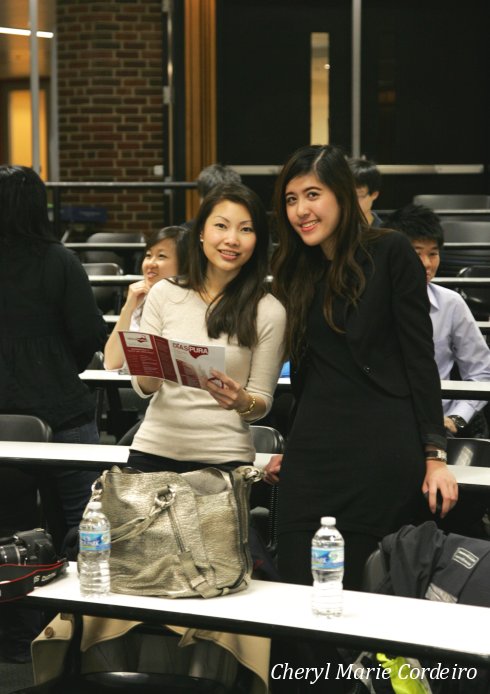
[129,183,286,471]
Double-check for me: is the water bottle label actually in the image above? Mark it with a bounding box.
[311,547,344,570]
[79,530,111,552]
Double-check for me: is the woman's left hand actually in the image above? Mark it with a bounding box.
[422,459,459,518]
[205,369,251,411]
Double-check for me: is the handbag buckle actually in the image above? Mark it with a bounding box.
[241,467,264,483]
[155,485,176,509]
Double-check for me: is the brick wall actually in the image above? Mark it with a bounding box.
[56,0,165,236]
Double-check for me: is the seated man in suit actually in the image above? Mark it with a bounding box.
[386,203,490,437]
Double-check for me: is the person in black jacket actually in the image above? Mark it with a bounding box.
[0,165,107,540]
[265,145,458,591]
[0,166,107,662]
[264,144,459,693]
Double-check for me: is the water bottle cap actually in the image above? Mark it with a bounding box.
[87,500,102,510]
[320,516,336,526]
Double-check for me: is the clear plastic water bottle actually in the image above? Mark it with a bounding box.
[78,500,111,596]
[311,516,344,617]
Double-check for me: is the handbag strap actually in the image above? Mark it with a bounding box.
[110,484,176,544]
[178,551,222,598]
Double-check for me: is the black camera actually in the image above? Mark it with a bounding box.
[0,528,58,566]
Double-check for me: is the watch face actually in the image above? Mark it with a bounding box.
[451,416,466,430]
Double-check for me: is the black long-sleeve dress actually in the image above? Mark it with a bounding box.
[277,232,446,589]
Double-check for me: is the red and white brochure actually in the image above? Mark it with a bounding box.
[118,331,225,389]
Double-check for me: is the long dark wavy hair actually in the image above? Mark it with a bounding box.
[272,145,386,362]
[179,183,270,348]
[0,166,58,248]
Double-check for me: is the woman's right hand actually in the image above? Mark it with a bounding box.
[263,454,283,485]
[103,280,150,371]
[124,280,149,313]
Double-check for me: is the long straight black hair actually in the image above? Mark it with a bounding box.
[0,166,58,248]
[179,183,270,348]
[272,145,385,362]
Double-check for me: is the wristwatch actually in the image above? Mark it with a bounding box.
[425,449,448,463]
[448,414,467,431]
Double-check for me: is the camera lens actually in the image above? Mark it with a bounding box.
[0,543,27,564]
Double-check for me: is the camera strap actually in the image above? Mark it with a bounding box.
[0,559,68,602]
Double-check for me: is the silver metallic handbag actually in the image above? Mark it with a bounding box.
[89,465,262,598]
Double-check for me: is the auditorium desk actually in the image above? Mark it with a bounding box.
[0,442,487,490]
[0,441,130,470]
[23,563,490,667]
[87,274,142,286]
[78,371,490,400]
[432,277,490,288]
[66,242,145,251]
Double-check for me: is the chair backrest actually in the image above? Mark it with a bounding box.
[457,265,490,320]
[442,220,490,242]
[447,437,490,468]
[0,414,53,442]
[413,194,490,210]
[82,262,124,276]
[82,262,124,314]
[250,426,284,553]
[87,232,145,244]
[117,420,142,446]
[250,425,285,454]
[83,233,145,273]
[362,547,387,593]
[86,351,105,370]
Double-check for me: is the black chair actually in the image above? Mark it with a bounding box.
[85,352,107,431]
[82,262,124,314]
[108,389,149,443]
[435,437,490,538]
[117,419,141,446]
[250,425,284,552]
[362,546,387,594]
[0,414,53,443]
[413,194,490,210]
[457,265,490,320]
[82,232,145,274]
[0,415,55,665]
[0,415,54,547]
[250,424,285,455]
[0,415,78,554]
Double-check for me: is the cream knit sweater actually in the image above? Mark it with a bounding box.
[131,280,286,464]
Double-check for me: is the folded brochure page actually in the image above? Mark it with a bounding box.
[119,331,225,389]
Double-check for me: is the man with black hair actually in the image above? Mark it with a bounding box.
[196,164,241,201]
[386,203,490,437]
[183,164,242,231]
[348,157,383,227]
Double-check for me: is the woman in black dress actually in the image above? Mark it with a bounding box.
[265,145,458,592]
